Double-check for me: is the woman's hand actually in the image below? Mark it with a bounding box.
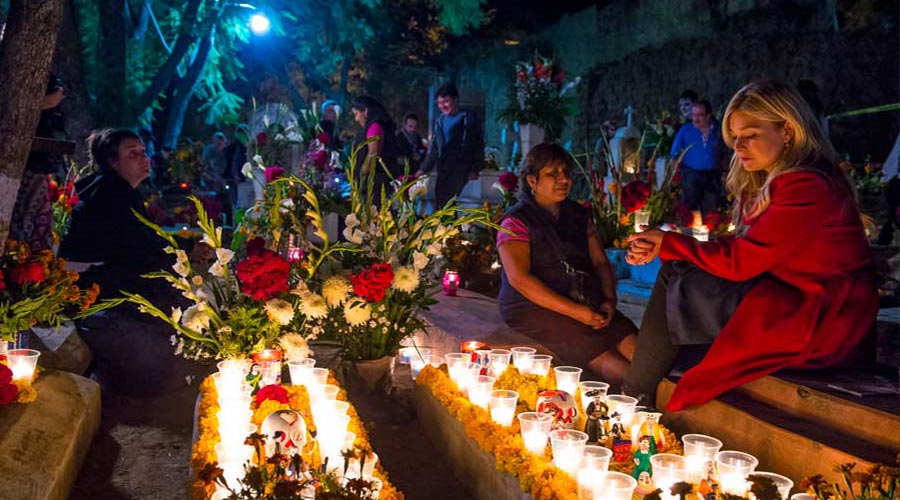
[571,303,608,330]
[626,229,665,265]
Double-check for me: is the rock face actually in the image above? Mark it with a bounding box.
[0,371,100,500]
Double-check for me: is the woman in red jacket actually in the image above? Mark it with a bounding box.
[623,81,877,411]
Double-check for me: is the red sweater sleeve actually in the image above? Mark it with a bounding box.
[660,172,834,281]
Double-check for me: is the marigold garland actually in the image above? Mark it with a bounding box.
[190,370,403,499]
[416,364,681,499]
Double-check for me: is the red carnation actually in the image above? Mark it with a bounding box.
[350,262,394,302]
[621,180,652,214]
[316,132,331,146]
[236,250,290,301]
[498,171,519,192]
[0,364,11,387]
[265,166,285,183]
[247,237,266,257]
[256,132,268,147]
[0,383,18,405]
[8,261,45,286]
[370,263,394,287]
[254,384,289,406]
[311,150,329,169]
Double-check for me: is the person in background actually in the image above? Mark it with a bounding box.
[416,83,484,207]
[497,143,637,384]
[319,100,343,150]
[677,89,699,124]
[670,99,727,227]
[622,81,877,411]
[350,95,400,201]
[397,113,426,173]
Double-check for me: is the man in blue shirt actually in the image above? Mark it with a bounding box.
[417,83,484,207]
[670,100,726,226]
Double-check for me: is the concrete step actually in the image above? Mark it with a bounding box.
[656,379,897,487]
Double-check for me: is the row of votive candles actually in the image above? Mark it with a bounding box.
[213,358,257,491]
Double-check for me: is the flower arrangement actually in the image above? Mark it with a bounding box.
[0,240,100,342]
[645,110,678,157]
[191,371,403,499]
[801,460,900,500]
[498,53,578,139]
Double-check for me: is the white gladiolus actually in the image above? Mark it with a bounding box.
[173,260,190,277]
[215,248,234,265]
[181,304,211,331]
[412,251,429,271]
[209,261,226,278]
[345,212,360,229]
[171,307,183,324]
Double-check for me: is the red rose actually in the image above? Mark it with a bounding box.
[0,383,18,405]
[0,364,11,387]
[316,132,331,146]
[311,150,329,169]
[498,171,519,192]
[236,250,290,301]
[265,166,285,183]
[8,261,45,286]
[621,180,651,214]
[247,237,266,257]
[254,384,289,406]
[256,132,268,147]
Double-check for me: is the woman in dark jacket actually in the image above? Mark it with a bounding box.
[497,143,638,384]
[350,96,400,203]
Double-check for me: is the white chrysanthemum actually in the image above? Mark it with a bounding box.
[321,276,351,307]
[412,251,429,271]
[264,298,295,325]
[343,301,372,326]
[216,248,234,265]
[391,266,420,292]
[279,333,312,362]
[298,293,328,319]
[291,281,311,298]
[181,304,210,331]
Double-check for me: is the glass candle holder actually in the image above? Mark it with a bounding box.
[650,454,687,500]
[634,209,651,232]
[445,352,470,370]
[400,346,433,366]
[442,270,460,296]
[751,472,794,500]
[716,450,759,496]
[579,381,610,412]
[316,414,351,459]
[518,412,553,454]
[312,400,351,427]
[549,429,589,475]
[460,340,488,360]
[488,349,512,376]
[577,468,605,500]
[217,409,254,440]
[306,367,330,387]
[510,347,536,373]
[252,348,283,386]
[692,225,710,242]
[467,375,496,409]
[554,366,582,397]
[217,358,250,389]
[410,354,441,380]
[530,354,553,377]
[287,358,316,386]
[606,394,638,425]
[489,390,519,426]
[582,445,613,471]
[593,471,638,500]
[682,434,723,482]
[6,349,40,382]
[308,384,340,405]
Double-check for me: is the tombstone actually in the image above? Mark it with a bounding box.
[609,106,642,174]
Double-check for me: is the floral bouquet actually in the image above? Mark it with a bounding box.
[492,171,519,209]
[47,176,78,244]
[498,52,578,138]
[645,110,678,157]
[0,240,100,343]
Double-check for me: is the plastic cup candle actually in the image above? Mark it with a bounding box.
[716,450,759,495]
[217,409,253,439]
[313,400,350,427]
[593,471,638,500]
[460,340,488,360]
[410,354,441,380]
[751,472,794,500]
[634,209,651,232]
[316,414,350,458]
[287,358,316,386]
[442,270,460,296]
[308,384,340,405]
[445,353,472,386]
[581,445,613,471]
[467,375,496,409]
[606,394,638,425]
[530,354,553,377]
[554,366,582,397]
[488,349,511,376]
[518,412,553,454]
[579,381,609,411]
[650,454,687,500]
[6,349,40,382]
[549,429,589,475]
[400,345,432,366]
[577,468,604,500]
[693,225,710,242]
[489,390,519,426]
[510,347,535,373]
[682,434,723,482]
[217,358,249,388]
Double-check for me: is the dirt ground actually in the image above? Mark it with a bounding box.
[68,362,471,500]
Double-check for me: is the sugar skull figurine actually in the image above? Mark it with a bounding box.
[536,390,579,430]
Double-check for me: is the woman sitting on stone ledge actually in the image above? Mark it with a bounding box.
[497,143,638,384]
[623,81,878,411]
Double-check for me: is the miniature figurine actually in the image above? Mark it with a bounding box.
[245,362,262,393]
[536,390,579,430]
[632,435,654,480]
[635,471,656,496]
[583,388,610,444]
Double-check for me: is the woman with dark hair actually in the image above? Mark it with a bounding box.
[497,142,638,384]
[350,95,400,200]
[624,81,877,411]
[60,128,170,292]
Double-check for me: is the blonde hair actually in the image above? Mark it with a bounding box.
[722,81,842,228]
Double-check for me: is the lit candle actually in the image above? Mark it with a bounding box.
[460,340,488,355]
[649,454,686,500]
[510,347,535,373]
[5,349,40,382]
[518,412,552,454]
[442,270,460,296]
[716,450,758,496]
[549,429,589,475]
[594,471,638,500]
[488,349,511,377]
[253,348,283,386]
[489,390,519,426]
[316,414,350,459]
[467,375,495,409]
[682,434,722,482]
[554,366,582,397]
[530,354,553,377]
[410,354,439,380]
[578,381,609,412]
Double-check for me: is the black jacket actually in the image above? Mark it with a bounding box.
[419,110,484,178]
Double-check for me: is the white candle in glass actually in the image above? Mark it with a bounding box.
[650,454,687,500]
[467,375,495,409]
[518,412,553,454]
[554,366,582,397]
[578,381,609,411]
[582,445,613,471]
[594,471,638,500]
[488,349,511,376]
[529,354,552,377]
[6,349,40,382]
[549,429,589,475]
[489,390,519,426]
[682,434,722,482]
[287,358,315,386]
[510,347,535,373]
[410,354,441,380]
[316,414,350,459]
[716,450,758,496]
[752,472,794,500]
[606,394,638,426]
[217,358,250,388]
[577,468,604,500]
